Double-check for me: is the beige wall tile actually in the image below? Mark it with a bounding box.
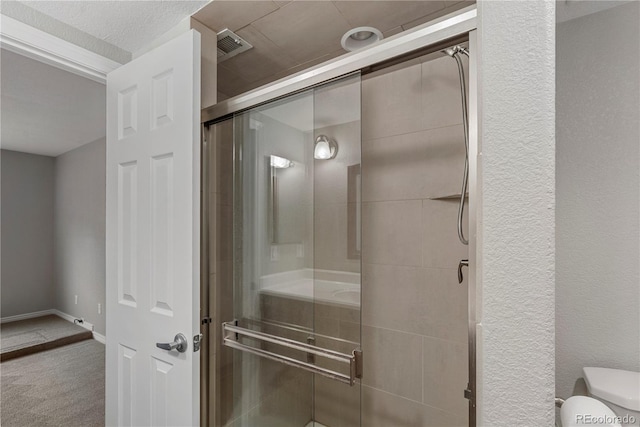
[193,1,279,32]
[260,294,313,329]
[314,203,360,273]
[314,376,360,427]
[362,263,422,330]
[419,267,468,344]
[383,26,404,38]
[422,199,468,268]
[362,125,466,202]
[362,62,422,140]
[421,55,467,130]
[333,1,445,33]
[251,1,350,63]
[362,200,423,266]
[225,366,312,427]
[339,320,361,344]
[217,64,254,101]
[362,325,423,401]
[423,336,469,415]
[314,301,360,325]
[221,25,298,84]
[362,385,467,427]
[402,1,476,31]
[362,264,467,344]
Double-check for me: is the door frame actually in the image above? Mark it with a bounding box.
[201,5,479,427]
[0,14,121,83]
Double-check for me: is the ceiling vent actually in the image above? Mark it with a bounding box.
[217,29,253,63]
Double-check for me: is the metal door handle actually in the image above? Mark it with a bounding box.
[156,333,188,353]
[458,259,469,284]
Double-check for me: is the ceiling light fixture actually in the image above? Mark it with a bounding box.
[314,135,338,160]
[341,26,383,52]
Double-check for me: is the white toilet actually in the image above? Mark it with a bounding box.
[583,367,640,427]
[559,367,640,427]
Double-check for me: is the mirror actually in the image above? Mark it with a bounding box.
[268,154,306,245]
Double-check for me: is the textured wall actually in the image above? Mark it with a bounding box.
[477,1,556,425]
[54,138,106,335]
[556,1,640,400]
[0,150,55,317]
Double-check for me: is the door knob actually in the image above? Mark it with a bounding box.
[156,333,188,353]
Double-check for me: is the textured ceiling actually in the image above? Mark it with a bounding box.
[18,0,209,54]
[194,0,473,99]
[1,49,106,157]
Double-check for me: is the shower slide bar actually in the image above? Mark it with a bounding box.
[222,321,363,386]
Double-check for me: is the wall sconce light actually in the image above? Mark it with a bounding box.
[314,135,338,160]
[270,155,294,168]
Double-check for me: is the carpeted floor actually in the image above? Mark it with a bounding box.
[1,339,105,427]
[1,315,93,361]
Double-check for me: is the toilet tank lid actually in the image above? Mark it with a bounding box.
[583,367,640,411]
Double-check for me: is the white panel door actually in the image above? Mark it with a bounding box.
[105,30,201,427]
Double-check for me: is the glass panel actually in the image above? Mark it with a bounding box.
[223,73,362,427]
[312,74,362,427]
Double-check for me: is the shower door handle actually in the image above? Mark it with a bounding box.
[156,333,188,353]
[458,259,469,284]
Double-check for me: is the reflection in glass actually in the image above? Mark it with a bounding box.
[227,74,362,427]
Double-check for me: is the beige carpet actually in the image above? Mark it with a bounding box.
[1,315,92,361]
[1,339,105,427]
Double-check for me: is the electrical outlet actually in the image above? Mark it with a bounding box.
[98,303,101,314]
[74,295,78,305]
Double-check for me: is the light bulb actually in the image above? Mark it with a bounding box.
[314,140,332,159]
[314,135,337,160]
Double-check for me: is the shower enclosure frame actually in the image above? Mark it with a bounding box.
[200,5,480,426]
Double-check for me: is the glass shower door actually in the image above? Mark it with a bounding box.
[221,73,362,427]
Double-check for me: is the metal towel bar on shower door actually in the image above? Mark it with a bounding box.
[222,321,363,385]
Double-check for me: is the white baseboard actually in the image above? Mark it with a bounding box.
[0,309,56,323]
[52,309,94,332]
[51,309,75,324]
[1,308,105,343]
[93,331,106,344]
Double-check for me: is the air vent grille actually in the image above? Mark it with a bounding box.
[217,29,253,63]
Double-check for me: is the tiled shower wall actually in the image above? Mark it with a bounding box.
[358,54,469,426]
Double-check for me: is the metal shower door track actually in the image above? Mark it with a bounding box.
[201,5,477,124]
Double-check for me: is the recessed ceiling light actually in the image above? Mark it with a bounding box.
[341,27,383,52]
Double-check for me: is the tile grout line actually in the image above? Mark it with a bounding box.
[362,323,468,346]
[362,122,465,144]
[362,383,467,419]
